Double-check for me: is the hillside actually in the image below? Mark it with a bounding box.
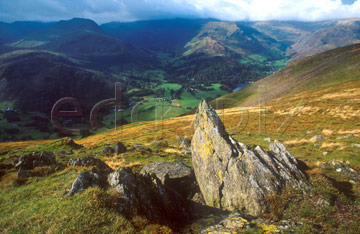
[249,19,360,61]
[214,42,360,108]
[0,41,360,233]
[289,19,360,61]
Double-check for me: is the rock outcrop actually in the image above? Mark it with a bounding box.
[68,158,113,196]
[114,142,127,154]
[140,161,197,198]
[108,167,190,227]
[191,100,311,216]
[15,151,57,170]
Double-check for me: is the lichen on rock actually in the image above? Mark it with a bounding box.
[191,100,311,216]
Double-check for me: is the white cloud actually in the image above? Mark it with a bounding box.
[0,0,359,23]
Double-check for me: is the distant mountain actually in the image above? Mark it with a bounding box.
[248,19,360,61]
[0,50,114,113]
[288,19,360,61]
[183,21,286,59]
[0,21,54,44]
[8,18,153,69]
[101,18,211,55]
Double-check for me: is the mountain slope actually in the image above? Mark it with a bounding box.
[8,18,152,69]
[0,50,114,113]
[288,19,360,61]
[0,21,54,45]
[214,42,360,108]
[101,18,211,55]
[183,21,286,59]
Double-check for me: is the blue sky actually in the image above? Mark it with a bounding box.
[0,0,359,23]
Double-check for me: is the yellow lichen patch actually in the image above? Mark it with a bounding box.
[218,171,223,181]
[259,223,280,234]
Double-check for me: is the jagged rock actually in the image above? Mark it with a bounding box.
[114,142,127,154]
[140,161,197,198]
[40,151,56,165]
[177,136,192,155]
[68,157,112,173]
[67,150,74,155]
[108,167,190,227]
[15,151,56,170]
[68,158,113,196]
[200,212,250,233]
[326,159,360,181]
[191,100,311,216]
[68,171,100,196]
[103,146,115,154]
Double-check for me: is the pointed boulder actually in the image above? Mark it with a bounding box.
[191,100,311,216]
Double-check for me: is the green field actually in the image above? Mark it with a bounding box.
[99,83,228,127]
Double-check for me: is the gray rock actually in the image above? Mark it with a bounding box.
[140,161,197,198]
[68,171,100,196]
[200,212,250,233]
[67,150,74,155]
[191,100,311,216]
[68,158,113,196]
[177,135,191,148]
[114,142,127,154]
[17,168,32,179]
[264,137,271,143]
[40,151,56,165]
[309,135,323,143]
[15,151,56,170]
[326,160,360,181]
[177,136,192,155]
[103,146,115,154]
[108,167,190,227]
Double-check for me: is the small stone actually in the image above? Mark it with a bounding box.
[114,142,127,154]
[309,135,323,143]
[264,137,271,143]
[323,151,328,156]
[103,146,114,154]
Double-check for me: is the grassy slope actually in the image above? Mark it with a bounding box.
[213,43,360,109]
[1,43,360,233]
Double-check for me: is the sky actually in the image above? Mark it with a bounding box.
[0,0,359,24]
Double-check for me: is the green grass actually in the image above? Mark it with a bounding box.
[0,101,14,110]
[0,169,173,233]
